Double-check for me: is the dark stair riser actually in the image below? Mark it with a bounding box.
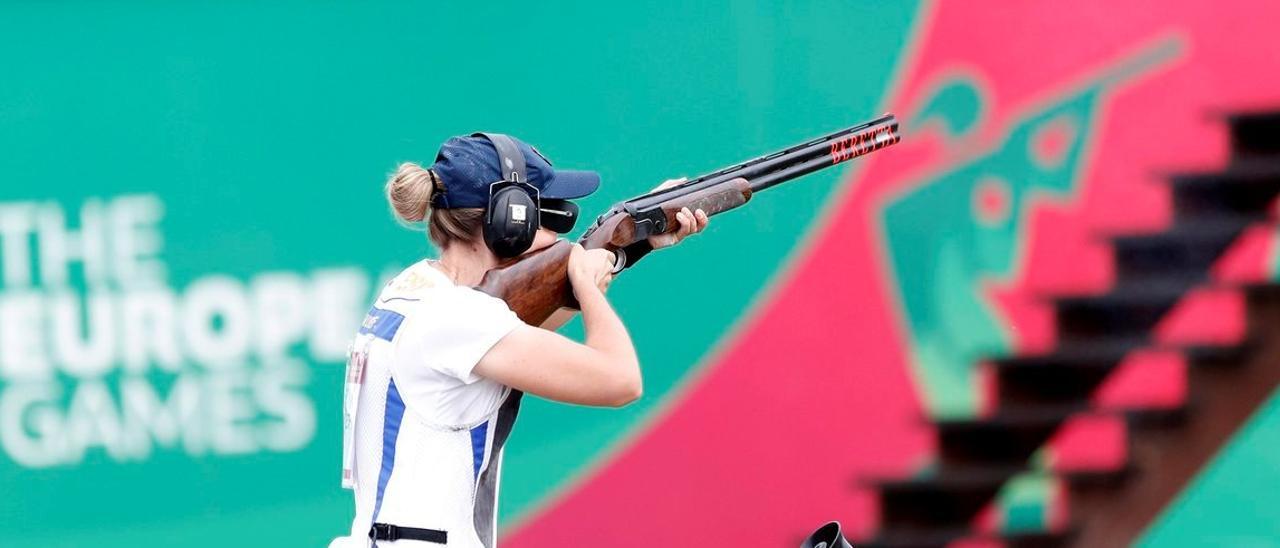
[1054,295,1181,341]
[996,362,1115,406]
[994,343,1250,405]
[875,467,1131,530]
[1245,283,1280,318]
[938,418,1064,468]
[936,408,1179,483]
[1110,230,1244,282]
[1227,111,1280,161]
[1169,175,1280,220]
[877,481,1003,530]
[853,530,1075,548]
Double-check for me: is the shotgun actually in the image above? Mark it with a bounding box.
[477,114,901,324]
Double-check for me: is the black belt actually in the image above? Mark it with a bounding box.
[369,523,448,544]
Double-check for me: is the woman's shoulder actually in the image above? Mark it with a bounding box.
[376,260,513,314]
[375,260,450,301]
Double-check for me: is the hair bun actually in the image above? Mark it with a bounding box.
[386,162,435,223]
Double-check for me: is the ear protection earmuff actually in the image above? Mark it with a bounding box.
[477,132,541,258]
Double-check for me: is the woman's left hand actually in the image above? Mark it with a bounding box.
[646,178,710,249]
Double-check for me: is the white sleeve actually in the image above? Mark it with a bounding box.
[396,286,522,384]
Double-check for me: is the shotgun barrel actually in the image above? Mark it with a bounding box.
[622,114,899,212]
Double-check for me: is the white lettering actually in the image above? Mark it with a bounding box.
[252,273,310,360]
[120,289,182,374]
[37,200,108,287]
[0,193,376,469]
[207,368,256,455]
[255,363,315,452]
[0,382,65,467]
[0,291,51,381]
[50,292,116,378]
[0,203,36,287]
[64,380,130,463]
[120,376,202,458]
[108,195,165,286]
[181,276,252,368]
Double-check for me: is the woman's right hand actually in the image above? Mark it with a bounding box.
[476,243,640,408]
[568,244,616,298]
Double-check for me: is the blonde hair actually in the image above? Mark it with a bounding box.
[385,162,485,249]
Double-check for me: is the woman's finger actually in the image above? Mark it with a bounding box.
[679,208,695,238]
[681,210,697,237]
[695,209,708,231]
[599,250,616,273]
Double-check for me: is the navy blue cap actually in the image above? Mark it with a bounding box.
[429,134,601,209]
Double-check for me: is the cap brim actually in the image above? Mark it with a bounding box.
[541,169,600,200]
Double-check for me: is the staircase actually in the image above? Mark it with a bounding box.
[856,110,1280,548]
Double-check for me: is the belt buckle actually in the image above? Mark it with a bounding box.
[371,523,398,542]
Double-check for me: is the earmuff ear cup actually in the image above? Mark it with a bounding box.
[484,183,540,258]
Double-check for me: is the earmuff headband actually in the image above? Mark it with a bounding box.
[476,132,527,183]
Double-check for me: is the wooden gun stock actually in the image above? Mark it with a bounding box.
[475,240,576,326]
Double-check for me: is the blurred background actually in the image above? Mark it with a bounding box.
[3,1,1280,546]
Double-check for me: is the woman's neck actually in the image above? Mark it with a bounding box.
[435,243,498,286]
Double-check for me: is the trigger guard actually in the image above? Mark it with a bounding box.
[609,249,627,274]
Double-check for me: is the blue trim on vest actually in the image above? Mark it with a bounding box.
[469,421,489,481]
[359,307,405,342]
[372,379,405,520]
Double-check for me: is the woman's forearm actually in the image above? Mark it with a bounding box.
[575,284,639,373]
